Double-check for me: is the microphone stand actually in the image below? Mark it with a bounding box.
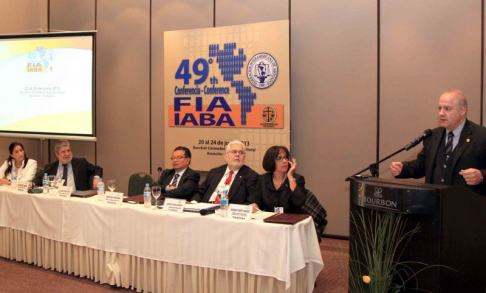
[345,146,406,182]
[346,129,431,181]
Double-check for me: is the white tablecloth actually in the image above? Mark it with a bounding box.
[0,187,323,292]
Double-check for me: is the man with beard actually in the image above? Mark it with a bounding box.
[191,140,259,205]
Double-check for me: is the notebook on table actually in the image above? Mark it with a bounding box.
[263,213,309,225]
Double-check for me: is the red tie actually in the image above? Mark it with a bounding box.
[224,171,234,185]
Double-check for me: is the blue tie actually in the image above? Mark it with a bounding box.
[171,173,180,187]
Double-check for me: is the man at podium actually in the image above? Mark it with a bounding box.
[390,89,486,196]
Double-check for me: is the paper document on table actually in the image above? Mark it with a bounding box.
[251,211,276,221]
[184,203,220,212]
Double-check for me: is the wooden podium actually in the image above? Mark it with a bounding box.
[349,178,486,292]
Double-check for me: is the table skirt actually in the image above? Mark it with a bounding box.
[0,227,310,293]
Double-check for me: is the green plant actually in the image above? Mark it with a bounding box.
[348,209,431,293]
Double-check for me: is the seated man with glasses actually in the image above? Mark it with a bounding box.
[253,146,306,213]
[156,146,200,201]
[34,140,102,191]
[191,140,258,205]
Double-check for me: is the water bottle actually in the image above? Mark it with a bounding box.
[11,170,17,189]
[143,183,151,208]
[97,178,105,201]
[42,173,49,194]
[220,189,229,217]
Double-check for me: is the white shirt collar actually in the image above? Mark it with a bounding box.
[175,167,188,177]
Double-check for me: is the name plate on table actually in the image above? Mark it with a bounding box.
[104,192,124,205]
[228,204,252,221]
[49,188,60,196]
[58,186,73,198]
[17,182,30,193]
[162,198,186,212]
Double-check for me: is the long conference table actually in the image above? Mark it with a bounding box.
[0,187,324,293]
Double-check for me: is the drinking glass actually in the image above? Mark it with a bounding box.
[107,179,116,192]
[48,175,56,191]
[152,185,162,210]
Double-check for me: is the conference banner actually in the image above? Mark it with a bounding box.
[164,20,289,172]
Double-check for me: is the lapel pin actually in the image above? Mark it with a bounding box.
[466,138,470,143]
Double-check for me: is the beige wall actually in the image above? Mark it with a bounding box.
[0,0,484,237]
[291,0,377,237]
[380,0,482,178]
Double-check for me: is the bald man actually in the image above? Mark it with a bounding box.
[390,89,486,196]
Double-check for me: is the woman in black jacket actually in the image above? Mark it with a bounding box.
[254,146,306,213]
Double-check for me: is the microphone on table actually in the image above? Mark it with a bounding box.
[43,164,53,173]
[156,167,162,185]
[404,129,432,151]
[200,208,216,216]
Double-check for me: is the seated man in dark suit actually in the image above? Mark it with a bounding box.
[34,140,102,190]
[156,146,200,201]
[191,140,258,205]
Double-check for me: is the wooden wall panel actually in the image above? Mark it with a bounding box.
[380,0,482,181]
[151,0,213,175]
[291,0,377,236]
[95,0,151,192]
[216,0,287,27]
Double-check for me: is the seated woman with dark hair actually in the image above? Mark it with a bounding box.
[0,142,37,185]
[253,146,306,213]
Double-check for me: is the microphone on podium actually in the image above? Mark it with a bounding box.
[345,128,433,181]
[404,129,432,151]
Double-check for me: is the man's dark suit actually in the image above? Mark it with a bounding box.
[397,119,486,196]
[34,158,103,191]
[156,168,200,201]
[191,164,258,204]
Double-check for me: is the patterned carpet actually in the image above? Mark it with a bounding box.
[0,237,349,293]
[315,238,349,293]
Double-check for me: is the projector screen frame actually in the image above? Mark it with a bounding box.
[0,30,97,141]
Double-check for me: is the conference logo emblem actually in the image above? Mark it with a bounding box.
[26,47,56,73]
[260,105,279,128]
[247,52,278,89]
[261,105,277,123]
